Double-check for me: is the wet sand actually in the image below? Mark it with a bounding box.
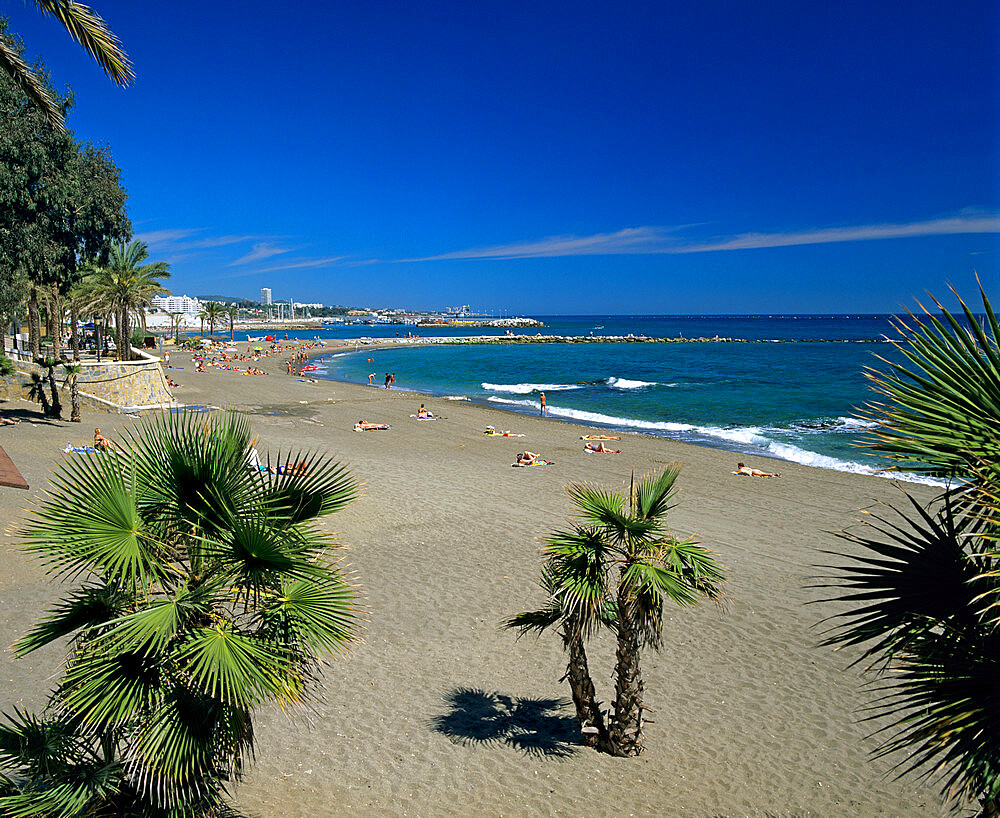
[0,342,954,816]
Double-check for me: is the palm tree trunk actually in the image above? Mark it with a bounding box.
[46,365,62,419]
[29,287,41,360]
[70,303,80,360]
[563,621,606,747]
[119,308,129,361]
[70,376,81,422]
[50,281,62,360]
[606,579,645,756]
[981,796,1000,818]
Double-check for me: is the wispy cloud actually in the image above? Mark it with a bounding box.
[397,213,1000,262]
[674,215,1000,254]
[401,227,676,261]
[135,228,200,247]
[228,242,292,266]
[221,256,349,278]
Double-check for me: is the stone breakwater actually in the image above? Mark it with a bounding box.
[397,335,891,345]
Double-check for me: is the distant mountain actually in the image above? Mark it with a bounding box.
[197,295,258,306]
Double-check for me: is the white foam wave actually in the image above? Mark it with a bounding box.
[606,377,658,389]
[482,382,581,394]
[485,398,946,485]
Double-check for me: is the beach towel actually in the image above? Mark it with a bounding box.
[581,435,621,440]
[512,459,554,467]
[62,445,98,454]
[354,423,390,432]
[410,415,439,420]
[484,431,524,437]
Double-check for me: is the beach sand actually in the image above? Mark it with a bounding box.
[0,342,955,816]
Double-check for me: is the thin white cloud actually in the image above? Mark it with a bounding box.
[674,215,1000,254]
[134,228,199,247]
[228,242,292,266]
[401,227,674,261]
[221,256,349,278]
[396,213,1000,262]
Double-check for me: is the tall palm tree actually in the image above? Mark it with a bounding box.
[0,411,361,816]
[0,0,133,128]
[167,310,183,343]
[822,284,1000,818]
[202,301,225,339]
[90,240,170,360]
[510,468,725,756]
[197,307,207,337]
[227,304,239,340]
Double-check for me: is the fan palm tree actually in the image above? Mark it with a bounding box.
[509,467,725,756]
[90,240,170,360]
[0,411,361,816]
[822,283,1000,817]
[227,305,239,340]
[0,0,133,128]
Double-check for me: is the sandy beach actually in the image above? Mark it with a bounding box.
[0,342,954,817]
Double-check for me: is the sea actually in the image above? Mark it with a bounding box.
[268,315,940,483]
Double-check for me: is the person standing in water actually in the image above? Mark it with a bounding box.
[539,392,547,417]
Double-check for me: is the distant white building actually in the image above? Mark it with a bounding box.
[261,288,272,305]
[293,302,323,309]
[151,294,202,314]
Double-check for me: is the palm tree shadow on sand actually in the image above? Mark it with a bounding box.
[431,687,580,758]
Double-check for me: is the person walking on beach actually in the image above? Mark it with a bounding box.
[539,392,547,417]
[384,373,391,389]
[286,360,292,375]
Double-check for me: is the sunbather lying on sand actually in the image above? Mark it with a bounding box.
[514,451,546,466]
[94,428,115,451]
[585,441,621,453]
[734,462,780,477]
[354,420,390,431]
[0,416,21,425]
[270,460,307,476]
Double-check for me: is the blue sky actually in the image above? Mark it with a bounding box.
[9,1,999,313]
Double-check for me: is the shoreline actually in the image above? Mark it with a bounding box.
[286,339,941,485]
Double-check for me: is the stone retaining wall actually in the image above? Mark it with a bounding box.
[1,353,173,412]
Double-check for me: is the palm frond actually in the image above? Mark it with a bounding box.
[21,453,166,590]
[632,466,682,521]
[33,0,134,86]
[177,625,291,708]
[0,33,62,127]
[14,583,128,657]
[264,573,359,656]
[818,496,983,665]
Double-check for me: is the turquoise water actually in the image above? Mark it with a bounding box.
[278,315,928,480]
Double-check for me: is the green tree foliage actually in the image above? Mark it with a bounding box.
[88,240,169,360]
[822,285,1000,817]
[508,467,725,756]
[0,28,130,348]
[0,411,361,816]
[200,302,226,339]
[0,4,132,128]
